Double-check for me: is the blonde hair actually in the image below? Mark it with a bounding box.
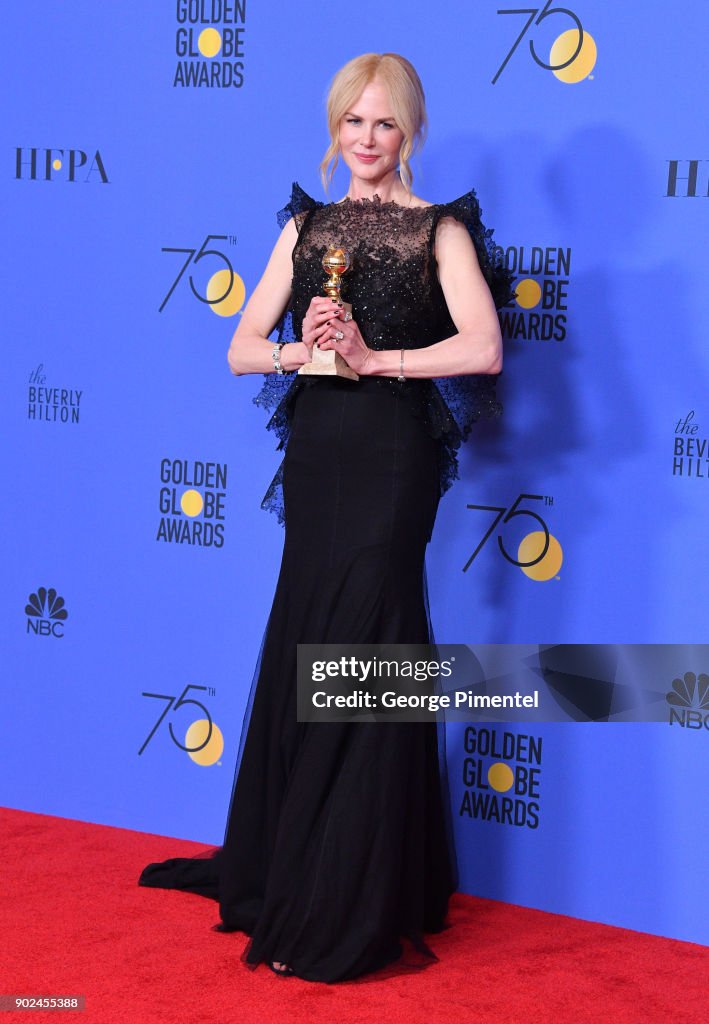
[319,53,427,194]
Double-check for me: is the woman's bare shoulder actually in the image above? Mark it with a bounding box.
[407,193,434,208]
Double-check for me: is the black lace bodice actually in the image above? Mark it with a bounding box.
[254,182,514,522]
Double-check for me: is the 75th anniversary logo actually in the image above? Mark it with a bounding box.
[492,2,597,85]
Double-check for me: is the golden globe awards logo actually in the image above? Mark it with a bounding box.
[15,148,108,183]
[492,3,597,85]
[460,727,542,829]
[26,587,68,638]
[157,458,227,546]
[28,365,82,424]
[498,246,571,342]
[673,411,708,479]
[174,0,246,88]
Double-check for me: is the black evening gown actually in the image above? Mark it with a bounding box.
[138,183,513,983]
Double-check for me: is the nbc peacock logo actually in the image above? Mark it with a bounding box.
[26,587,68,638]
[666,672,709,731]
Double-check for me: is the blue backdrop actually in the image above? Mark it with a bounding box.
[2,1,707,947]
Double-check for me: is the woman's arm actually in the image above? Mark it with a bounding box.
[324,215,503,378]
[226,218,310,376]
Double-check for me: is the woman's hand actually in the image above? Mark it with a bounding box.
[316,304,374,375]
[301,296,344,361]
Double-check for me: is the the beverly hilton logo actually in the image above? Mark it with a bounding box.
[666,672,709,730]
[28,364,83,424]
[673,411,708,479]
[26,587,68,638]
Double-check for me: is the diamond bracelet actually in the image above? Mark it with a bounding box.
[272,342,286,375]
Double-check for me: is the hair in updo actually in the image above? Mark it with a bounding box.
[319,53,427,194]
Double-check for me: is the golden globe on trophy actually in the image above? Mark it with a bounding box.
[298,245,359,381]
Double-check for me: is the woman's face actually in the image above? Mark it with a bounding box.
[338,78,405,184]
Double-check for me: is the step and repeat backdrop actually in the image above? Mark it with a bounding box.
[3,3,707,947]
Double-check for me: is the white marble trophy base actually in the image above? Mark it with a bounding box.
[297,300,360,380]
[297,344,360,381]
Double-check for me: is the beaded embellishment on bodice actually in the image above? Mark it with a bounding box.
[254,183,514,522]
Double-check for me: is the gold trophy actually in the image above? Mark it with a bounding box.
[298,245,359,381]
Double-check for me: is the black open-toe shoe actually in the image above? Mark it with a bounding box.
[268,961,295,977]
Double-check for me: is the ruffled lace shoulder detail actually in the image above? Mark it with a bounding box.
[276,180,323,233]
[431,189,515,310]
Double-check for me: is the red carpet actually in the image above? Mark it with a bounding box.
[2,806,706,1024]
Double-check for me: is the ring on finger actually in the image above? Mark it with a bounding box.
[333,330,344,341]
[343,311,353,322]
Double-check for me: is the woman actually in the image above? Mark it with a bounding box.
[139,52,511,983]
